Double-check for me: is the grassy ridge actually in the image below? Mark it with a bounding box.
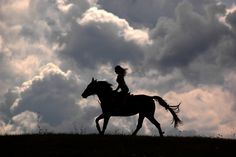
[1,134,236,157]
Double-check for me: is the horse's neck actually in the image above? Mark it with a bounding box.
[96,91,112,104]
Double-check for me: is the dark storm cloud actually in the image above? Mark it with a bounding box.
[226,11,236,31]
[155,1,228,66]
[59,23,144,68]
[98,0,179,27]
[26,0,92,45]
[98,0,220,27]
[145,1,236,86]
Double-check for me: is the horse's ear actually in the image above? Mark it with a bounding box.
[91,77,97,82]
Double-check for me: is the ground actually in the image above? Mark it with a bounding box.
[0,134,235,157]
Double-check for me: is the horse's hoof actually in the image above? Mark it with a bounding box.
[131,132,137,136]
[98,132,103,135]
[159,132,165,137]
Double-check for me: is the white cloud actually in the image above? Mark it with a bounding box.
[79,7,152,45]
[163,86,236,137]
[0,36,3,51]
[2,0,30,11]
[0,111,38,134]
[218,3,236,29]
[12,111,39,133]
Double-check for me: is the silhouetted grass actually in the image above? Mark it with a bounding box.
[0,134,235,157]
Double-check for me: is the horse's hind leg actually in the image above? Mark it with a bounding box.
[132,114,145,136]
[146,115,164,137]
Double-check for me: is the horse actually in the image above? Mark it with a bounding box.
[81,78,182,136]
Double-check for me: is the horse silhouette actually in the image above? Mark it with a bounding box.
[81,78,182,136]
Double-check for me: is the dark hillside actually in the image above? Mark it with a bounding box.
[0,134,235,157]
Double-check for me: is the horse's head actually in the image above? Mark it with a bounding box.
[81,78,98,98]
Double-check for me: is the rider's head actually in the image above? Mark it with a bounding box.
[115,65,127,76]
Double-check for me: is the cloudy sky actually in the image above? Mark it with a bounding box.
[0,0,236,138]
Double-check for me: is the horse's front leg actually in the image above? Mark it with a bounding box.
[95,114,104,135]
[101,116,110,135]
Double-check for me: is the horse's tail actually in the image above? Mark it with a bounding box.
[152,96,182,128]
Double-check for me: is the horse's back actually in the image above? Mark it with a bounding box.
[108,94,155,116]
[127,94,155,112]
[129,94,153,103]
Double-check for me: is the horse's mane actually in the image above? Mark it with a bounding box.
[97,81,113,92]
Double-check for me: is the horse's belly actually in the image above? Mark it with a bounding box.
[109,107,139,116]
[112,111,138,117]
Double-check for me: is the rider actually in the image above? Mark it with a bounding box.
[114,65,129,96]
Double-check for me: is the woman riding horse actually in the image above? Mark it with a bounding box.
[114,65,129,95]
[81,78,182,136]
